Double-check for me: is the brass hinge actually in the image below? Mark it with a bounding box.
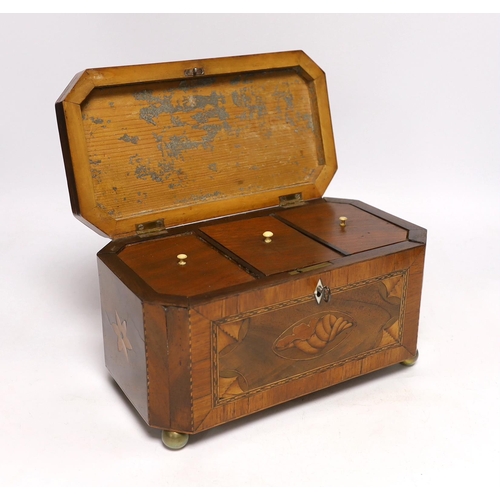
[184,67,205,77]
[279,192,304,208]
[136,219,165,236]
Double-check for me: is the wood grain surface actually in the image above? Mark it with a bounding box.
[57,51,337,238]
[200,215,342,275]
[118,233,255,296]
[278,201,408,254]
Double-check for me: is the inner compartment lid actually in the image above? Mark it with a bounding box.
[277,202,409,254]
[117,233,255,296]
[56,51,337,238]
[200,216,342,276]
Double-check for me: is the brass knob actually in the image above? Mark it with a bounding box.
[339,216,347,228]
[177,253,187,266]
[263,231,274,243]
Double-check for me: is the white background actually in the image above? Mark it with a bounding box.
[0,13,499,488]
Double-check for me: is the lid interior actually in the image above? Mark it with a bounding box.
[58,51,337,238]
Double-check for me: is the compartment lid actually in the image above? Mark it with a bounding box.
[56,51,337,238]
[200,215,342,276]
[117,233,255,297]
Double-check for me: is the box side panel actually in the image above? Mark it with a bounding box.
[191,245,425,432]
[97,259,148,422]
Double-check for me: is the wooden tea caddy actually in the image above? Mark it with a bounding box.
[56,51,426,450]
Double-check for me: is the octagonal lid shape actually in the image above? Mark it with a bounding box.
[56,51,337,238]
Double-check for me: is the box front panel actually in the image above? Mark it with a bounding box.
[212,270,406,405]
[191,245,424,432]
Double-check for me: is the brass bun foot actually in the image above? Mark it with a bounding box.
[400,350,419,367]
[161,430,189,450]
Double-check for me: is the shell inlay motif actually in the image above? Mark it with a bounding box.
[274,312,354,358]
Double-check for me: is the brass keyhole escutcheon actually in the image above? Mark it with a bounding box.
[314,279,331,304]
[177,253,187,266]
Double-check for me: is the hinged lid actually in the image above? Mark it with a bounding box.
[56,50,337,238]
